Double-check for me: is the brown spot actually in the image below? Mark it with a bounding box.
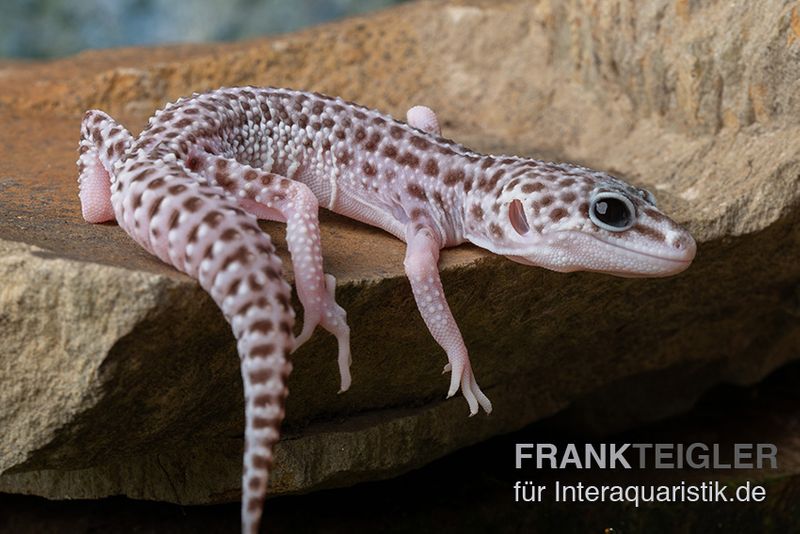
[174,118,192,128]
[383,144,398,159]
[220,228,240,242]
[560,192,577,203]
[183,197,203,212]
[463,180,473,193]
[443,169,465,186]
[221,246,252,271]
[484,169,504,190]
[148,196,164,219]
[364,133,381,151]
[363,162,376,176]
[521,182,544,193]
[245,170,259,181]
[471,204,484,220]
[481,157,496,169]
[354,127,366,142]
[579,202,590,217]
[253,392,276,407]
[390,125,404,139]
[216,171,234,188]
[337,149,352,165]
[248,477,263,491]
[410,136,430,150]
[410,208,424,220]
[265,266,280,280]
[276,293,291,311]
[202,211,223,228]
[252,456,270,469]
[168,210,181,230]
[540,195,554,207]
[250,320,273,334]
[489,223,504,238]
[397,152,420,168]
[146,177,166,190]
[251,344,276,358]
[633,224,666,241]
[132,193,143,210]
[559,178,576,187]
[407,183,427,200]
[372,117,386,126]
[322,118,334,128]
[423,159,439,176]
[549,207,568,221]
[185,156,201,171]
[312,102,325,115]
[644,208,670,224]
[354,110,367,120]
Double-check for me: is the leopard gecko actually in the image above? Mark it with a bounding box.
[77,86,696,533]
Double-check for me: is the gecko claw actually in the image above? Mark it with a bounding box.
[442,362,452,374]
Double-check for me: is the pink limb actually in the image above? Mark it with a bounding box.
[403,224,492,415]
[406,105,442,136]
[200,154,352,392]
[77,110,133,223]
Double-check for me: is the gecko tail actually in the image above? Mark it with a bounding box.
[240,336,292,534]
[77,109,133,223]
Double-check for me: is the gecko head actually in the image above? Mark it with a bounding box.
[465,162,696,277]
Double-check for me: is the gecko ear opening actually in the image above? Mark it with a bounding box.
[509,199,530,236]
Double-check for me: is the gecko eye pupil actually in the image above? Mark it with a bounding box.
[589,193,635,232]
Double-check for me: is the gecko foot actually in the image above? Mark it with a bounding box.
[293,273,352,393]
[445,358,492,416]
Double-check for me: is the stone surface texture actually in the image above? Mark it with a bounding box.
[1,0,799,504]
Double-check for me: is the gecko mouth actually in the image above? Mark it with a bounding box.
[506,230,695,278]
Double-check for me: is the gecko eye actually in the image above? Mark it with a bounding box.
[589,192,635,232]
[508,199,530,235]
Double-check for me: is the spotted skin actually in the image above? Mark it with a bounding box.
[77,86,696,533]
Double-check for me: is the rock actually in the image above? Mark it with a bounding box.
[1,0,799,504]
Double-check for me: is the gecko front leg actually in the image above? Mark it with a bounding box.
[199,154,352,392]
[403,224,492,415]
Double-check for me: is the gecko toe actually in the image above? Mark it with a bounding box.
[470,373,493,414]
[461,372,479,416]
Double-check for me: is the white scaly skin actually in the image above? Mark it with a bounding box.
[77,86,696,533]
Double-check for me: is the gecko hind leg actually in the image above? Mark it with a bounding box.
[406,106,442,136]
[197,153,352,393]
[77,110,133,223]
